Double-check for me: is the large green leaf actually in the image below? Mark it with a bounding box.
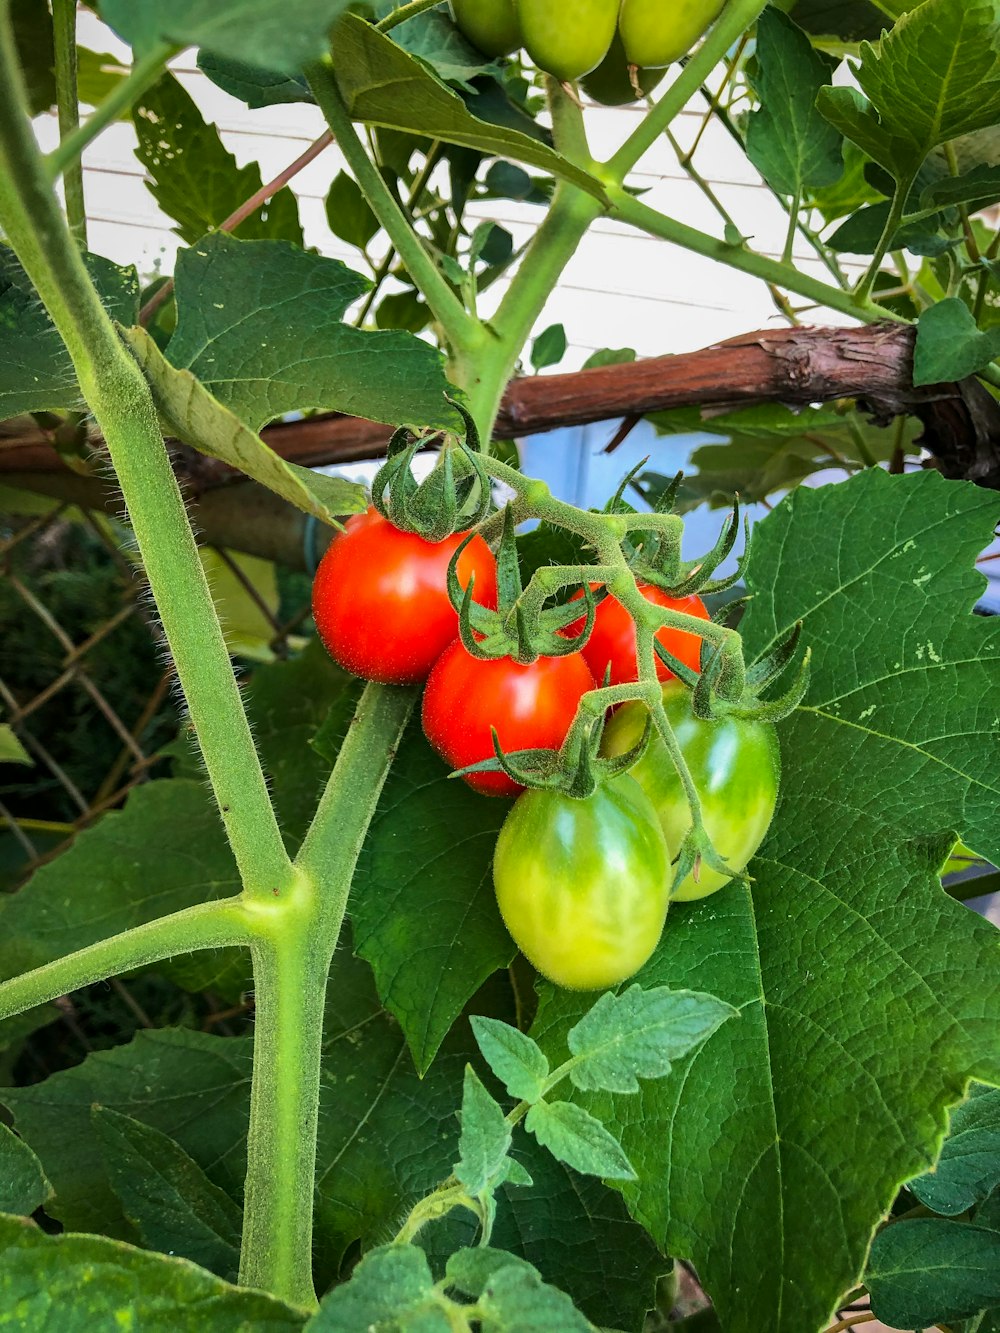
[0,248,137,418]
[330,14,605,201]
[98,0,355,74]
[351,714,514,1074]
[0,1213,303,1331]
[0,1124,50,1216]
[818,0,1000,181]
[123,326,366,527]
[133,75,302,246]
[745,8,844,198]
[159,233,457,432]
[531,469,1000,1333]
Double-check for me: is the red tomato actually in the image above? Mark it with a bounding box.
[569,582,709,686]
[312,508,498,685]
[422,641,596,797]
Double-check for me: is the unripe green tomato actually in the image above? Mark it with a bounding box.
[602,683,780,901]
[493,776,670,990]
[449,0,521,57]
[514,0,620,82]
[580,30,666,105]
[619,0,727,68]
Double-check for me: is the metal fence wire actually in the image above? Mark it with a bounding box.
[0,500,310,893]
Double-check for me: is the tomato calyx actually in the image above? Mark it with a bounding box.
[452,680,651,799]
[448,504,605,664]
[372,398,493,542]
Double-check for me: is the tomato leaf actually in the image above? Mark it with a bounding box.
[566,985,736,1096]
[454,1066,511,1197]
[907,1085,1000,1216]
[98,0,354,74]
[351,715,514,1075]
[475,1264,594,1332]
[0,1214,303,1330]
[123,326,366,528]
[745,8,844,198]
[866,1218,1000,1329]
[817,0,1000,181]
[0,248,138,418]
[532,469,1000,1333]
[0,1124,50,1216]
[156,232,458,433]
[444,1247,538,1299]
[197,52,313,108]
[913,297,1000,385]
[524,1102,635,1183]
[308,1245,444,1332]
[330,14,606,202]
[93,1108,243,1282]
[133,74,302,246]
[471,1017,549,1104]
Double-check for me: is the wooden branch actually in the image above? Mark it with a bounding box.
[3,322,1000,488]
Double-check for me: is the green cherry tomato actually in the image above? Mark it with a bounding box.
[581,30,666,106]
[619,0,727,68]
[449,0,521,57]
[493,776,670,990]
[514,0,620,82]
[602,682,780,901]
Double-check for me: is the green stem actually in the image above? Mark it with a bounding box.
[0,900,249,1025]
[782,190,801,266]
[855,173,916,304]
[607,185,904,325]
[46,42,175,184]
[239,683,416,1304]
[51,0,85,247]
[306,61,478,351]
[606,0,770,181]
[376,0,442,31]
[0,16,291,896]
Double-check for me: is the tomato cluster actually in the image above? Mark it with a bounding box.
[449,0,727,103]
[313,510,777,992]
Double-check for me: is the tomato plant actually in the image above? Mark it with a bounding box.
[569,584,710,686]
[422,641,595,796]
[0,2,998,1332]
[311,507,498,684]
[603,683,780,900]
[493,776,670,989]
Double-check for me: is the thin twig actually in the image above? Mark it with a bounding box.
[823,1313,877,1333]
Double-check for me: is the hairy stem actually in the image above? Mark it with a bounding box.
[306,60,479,351]
[0,14,291,895]
[51,0,85,247]
[377,0,442,31]
[46,42,176,183]
[238,682,416,1305]
[0,901,249,1025]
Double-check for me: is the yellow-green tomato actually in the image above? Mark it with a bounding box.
[618,0,727,68]
[602,683,780,901]
[493,776,670,990]
[449,0,521,57]
[514,0,620,82]
[580,30,666,105]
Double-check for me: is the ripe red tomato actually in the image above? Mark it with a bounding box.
[569,583,709,686]
[312,508,498,685]
[422,642,595,797]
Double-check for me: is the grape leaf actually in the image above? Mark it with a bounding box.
[745,8,843,198]
[0,248,137,418]
[0,1213,303,1331]
[531,469,1000,1333]
[158,233,458,432]
[308,1245,447,1332]
[351,715,514,1074]
[99,0,355,74]
[913,298,1000,385]
[133,75,302,246]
